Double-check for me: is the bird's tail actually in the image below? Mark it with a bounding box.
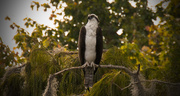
[84,66,94,90]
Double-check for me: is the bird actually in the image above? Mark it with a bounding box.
[78,14,103,90]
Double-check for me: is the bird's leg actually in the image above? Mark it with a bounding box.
[83,62,90,67]
[90,62,96,70]
[85,86,89,92]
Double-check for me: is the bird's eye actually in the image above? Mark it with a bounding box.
[88,16,93,19]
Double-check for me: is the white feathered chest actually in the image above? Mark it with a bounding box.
[84,21,98,63]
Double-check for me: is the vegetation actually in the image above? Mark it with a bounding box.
[0,0,180,96]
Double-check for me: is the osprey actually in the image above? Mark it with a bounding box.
[78,14,103,90]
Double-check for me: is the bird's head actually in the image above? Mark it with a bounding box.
[87,14,99,23]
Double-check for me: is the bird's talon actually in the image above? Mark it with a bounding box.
[90,62,96,70]
[83,62,90,68]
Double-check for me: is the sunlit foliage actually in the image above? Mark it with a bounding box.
[1,0,180,95]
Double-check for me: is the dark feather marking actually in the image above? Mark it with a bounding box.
[78,26,103,75]
[78,26,86,74]
[94,27,103,74]
[78,26,86,65]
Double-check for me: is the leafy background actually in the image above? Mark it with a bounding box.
[0,0,180,96]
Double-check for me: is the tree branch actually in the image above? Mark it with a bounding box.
[42,64,180,96]
[140,80,180,86]
[43,64,141,96]
[1,63,26,84]
[49,64,135,77]
[113,82,133,91]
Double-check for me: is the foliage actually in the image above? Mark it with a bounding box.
[9,0,156,51]
[146,0,180,83]
[23,49,60,96]
[88,71,131,96]
[1,73,24,96]
[0,37,20,66]
[0,37,22,83]
[57,53,85,95]
[103,44,151,69]
[1,0,180,96]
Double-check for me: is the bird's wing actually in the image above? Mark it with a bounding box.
[78,26,86,65]
[95,27,103,64]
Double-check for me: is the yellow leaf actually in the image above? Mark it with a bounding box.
[43,38,50,48]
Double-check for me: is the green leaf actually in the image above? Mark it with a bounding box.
[43,38,50,48]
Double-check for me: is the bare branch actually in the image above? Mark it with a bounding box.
[54,65,84,76]
[43,75,58,96]
[43,64,180,96]
[122,83,133,90]
[136,64,140,75]
[49,64,134,77]
[140,80,180,86]
[43,64,139,96]
[98,64,134,76]
[113,82,133,91]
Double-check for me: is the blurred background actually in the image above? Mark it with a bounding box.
[0,0,180,96]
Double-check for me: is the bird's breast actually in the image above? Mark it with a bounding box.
[85,29,97,63]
